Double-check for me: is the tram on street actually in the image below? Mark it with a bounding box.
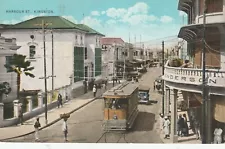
[102,82,139,131]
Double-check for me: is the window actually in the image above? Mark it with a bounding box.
[5,56,13,72]
[85,66,88,78]
[85,47,87,59]
[29,45,36,59]
[75,35,78,43]
[80,36,83,45]
[96,38,98,45]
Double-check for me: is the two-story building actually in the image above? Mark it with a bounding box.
[0,16,104,96]
[163,0,225,143]
[101,38,125,80]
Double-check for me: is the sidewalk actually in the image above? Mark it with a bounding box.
[0,83,114,141]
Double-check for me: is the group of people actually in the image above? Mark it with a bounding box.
[159,113,171,139]
[177,114,189,137]
[33,116,69,142]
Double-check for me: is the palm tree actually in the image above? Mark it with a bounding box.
[4,54,35,100]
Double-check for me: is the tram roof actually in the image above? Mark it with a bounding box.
[103,82,138,98]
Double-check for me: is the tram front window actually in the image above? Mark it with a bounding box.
[105,98,128,109]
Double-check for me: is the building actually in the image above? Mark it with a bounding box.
[163,0,225,143]
[0,36,21,103]
[0,16,104,94]
[101,38,125,80]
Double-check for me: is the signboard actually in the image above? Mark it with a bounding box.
[163,73,225,87]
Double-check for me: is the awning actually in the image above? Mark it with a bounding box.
[213,96,225,123]
[178,22,225,42]
[178,0,193,13]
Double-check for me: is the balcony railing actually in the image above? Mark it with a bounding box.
[163,61,225,87]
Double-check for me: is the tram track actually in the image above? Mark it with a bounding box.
[96,131,130,143]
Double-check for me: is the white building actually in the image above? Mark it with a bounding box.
[0,16,104,93]
[101,38,125,79]
[0,36,20,102]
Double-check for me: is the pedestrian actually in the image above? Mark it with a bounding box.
[83,80,87,93]
[153,81,155,91]
[34,117,41,142]
[193,119,200,140]
[163,116,170,139]
[58,93,63,108]
[93,85,97,97]
[177,114,185,136]
[18,102,23,125]
[214,124,223,144]
[62,118,68,142]
[159,113,164,132]
[183,114,189,136]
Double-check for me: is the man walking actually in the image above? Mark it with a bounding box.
[34,117,41,142]
[57,93,63,108]
[62,118,68,142]
[93,85,97,97]
[177,114,185,136]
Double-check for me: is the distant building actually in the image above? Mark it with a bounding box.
[0,16,104,93]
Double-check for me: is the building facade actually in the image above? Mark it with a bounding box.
[101,38,125,80]
[163,0,225,143]
[0,36,20,103]
[0,16,104,93]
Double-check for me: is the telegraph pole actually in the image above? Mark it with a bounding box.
[50,30,56,100]
[201,0,207,144]
[162,41,165,115]
[35,20,52,125]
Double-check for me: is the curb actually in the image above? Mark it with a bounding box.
[0,97,99,142]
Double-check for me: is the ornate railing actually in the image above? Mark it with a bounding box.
[164,61,225,87]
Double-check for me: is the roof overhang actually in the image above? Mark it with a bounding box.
[178,0,193,14]
[178,22,225,42]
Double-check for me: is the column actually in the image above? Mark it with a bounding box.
[165,88,169,116]
[38,92,43,107]
[27,96,33,112]
[170,89,178,143]
[0,103,4,122]
[13,100,20,117]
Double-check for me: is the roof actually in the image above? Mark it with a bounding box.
[0,16,104,35]
[76,24,104,36]
[102,82,138,97]
[101,38,124,45]
[138,85,150,91]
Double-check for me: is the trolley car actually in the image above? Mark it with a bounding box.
[102,82,139,131]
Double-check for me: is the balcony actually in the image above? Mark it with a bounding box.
[163,61,225,88]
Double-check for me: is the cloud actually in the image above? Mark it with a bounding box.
[1,19,20,24]
[160,16,173,23]
[106,8,127,18]
[81,16,102,28]
[91,11,100,16]
[101,11,106,15]
[62,15,78,23]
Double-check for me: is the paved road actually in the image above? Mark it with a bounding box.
[6,67,162,143]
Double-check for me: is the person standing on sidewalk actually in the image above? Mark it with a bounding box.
[34,117,41,142]
[62,118,68,142]
[214,124,223,144]
[177,114,185,136]
[93,85,97,97]
[159,113,164,132]
[58,93,63,108]
[163,116,170,139]
[193,119,200,140]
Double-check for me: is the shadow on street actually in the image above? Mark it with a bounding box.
[133,112,155,131]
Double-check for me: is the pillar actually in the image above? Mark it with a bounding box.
[165,87,170,116]
[170,89,178,143]
[27,96,33,112]
[38,92,43,107]
[13,100,20,117]
[0,103,4,121]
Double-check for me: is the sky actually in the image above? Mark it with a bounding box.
[0,0,187,48]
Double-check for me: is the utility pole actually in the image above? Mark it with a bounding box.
[50,30,56,100]
[35,20,52,125]
[201,0,208,144]
[162,41,165,115]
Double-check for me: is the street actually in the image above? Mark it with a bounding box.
[6,67,162,143]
